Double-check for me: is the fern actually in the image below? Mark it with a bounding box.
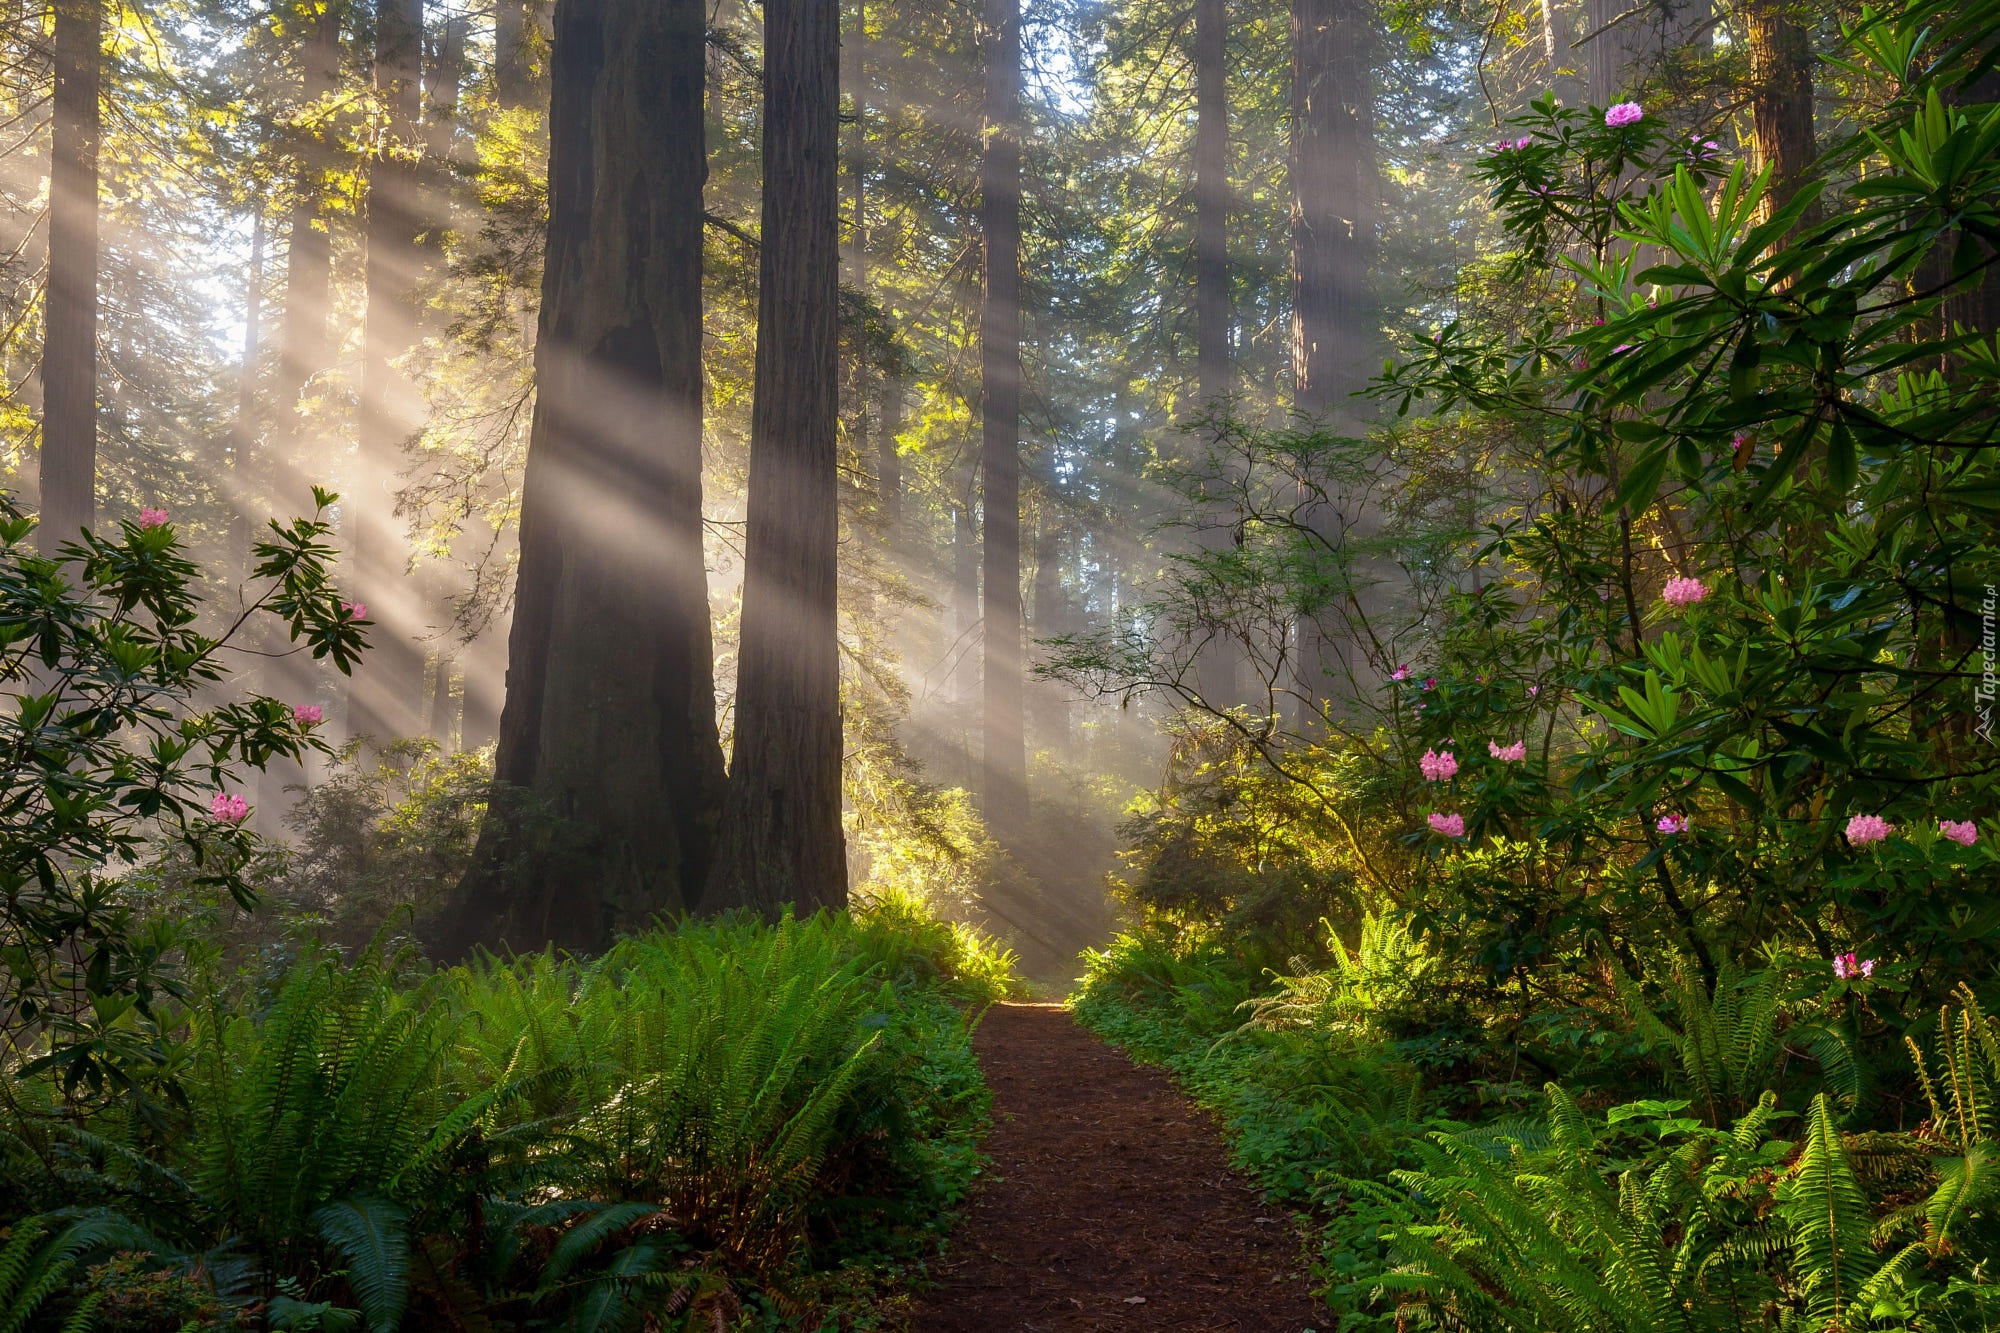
[1777,1095,1875,1323]
[311,1195,411,1331]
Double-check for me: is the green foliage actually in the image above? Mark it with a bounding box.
[0,491,365,1109]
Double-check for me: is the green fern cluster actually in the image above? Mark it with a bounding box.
[0,906,1007,1331]
[1353,996,2000,1331]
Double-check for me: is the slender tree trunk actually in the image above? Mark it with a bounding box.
[1585,0,1709,105]
[705,0,846,915]
[425,14,468,242]
[1192,0,1240,710]
[1289,0,1368,423]
[440,0,725,955]
[953,500,979,705]
[979,0,1026,836]
[273,0,340,498]
[427,651,454,746]
[231,210,265,577]
[1745,0,1816,224]
[878,379,903,526]
[41,0,100,551]
[351,0,429,742]
[496,0,549,108]
[844,1,870,490]
[1195,0,1228,406]
[1288,0,1372,722]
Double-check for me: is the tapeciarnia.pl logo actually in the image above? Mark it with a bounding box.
[1979,585,1997,744]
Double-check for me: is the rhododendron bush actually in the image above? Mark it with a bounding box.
[0,489,365,1100]
[1046,0,2000,1064]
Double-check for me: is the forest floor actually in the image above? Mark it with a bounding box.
[911,1003,1323,1332]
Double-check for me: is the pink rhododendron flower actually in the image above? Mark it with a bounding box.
[1515,136,1530,149]
[341,601,367,619]
[1528,684,1540,697]
[1391,664,1410,681]
[1656,813,1688,835]
[1832,953,1876,980]
[1489,740,1527,762]
[1427,812,1466,838]
[1420,749,1459,782]
[294,704,323,726]
[1605,101,1644,128]
[1423,677,1437,691]
[1940,819,1979,847]
[210,793,250,823]
[138,507,169,529]
[1661,577,1708,608]
[1846,813,1894,846]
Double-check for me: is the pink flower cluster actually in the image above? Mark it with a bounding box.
[1846,813,1894,846]
[1832,953,1876,980]
[210,792,250,823]
[138,507,169,529]
[1489,740,1526,762]
[1656,813,1688,835]
[1420,749,1459,781]
[1391,664,1411,681]
[341,601,367,619]
[1940,819,1979,847]
[1661,577,1708,609]
[1427,812,1465,838]
[1605,101,1644,128]
[294,704,324,726]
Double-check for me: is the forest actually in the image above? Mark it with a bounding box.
[2,0,2000,1324]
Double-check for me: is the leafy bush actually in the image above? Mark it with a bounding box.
[0,490,365,1107]
[1,905,1011,1331]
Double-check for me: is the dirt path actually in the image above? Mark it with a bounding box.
[913,1003,1322,1332]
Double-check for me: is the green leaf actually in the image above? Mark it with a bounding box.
[312,1196,411,1332]
[1615,445,1672,513]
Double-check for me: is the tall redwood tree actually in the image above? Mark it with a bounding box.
[41,0,101,550]
[443,0,725,955]
[979,0,1026,837]
[705,0,847,913]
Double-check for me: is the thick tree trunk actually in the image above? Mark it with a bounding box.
[441,0,725,955]
[705,0,846,914]
[41,0,99,551]
[979,0,1026,837]
[1745,0,1816,223]
[351,0,429,742]
[1195,0,1228,406]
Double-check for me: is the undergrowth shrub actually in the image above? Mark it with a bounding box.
[0,905,1013,1331]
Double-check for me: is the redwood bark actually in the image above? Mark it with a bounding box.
[705,0,847,913]
[1195,0,1228,406]
[442,0,725,954]
[1289,0,1369,422]
[979,0,1026,836]
[41,0,100,550]
[272,0,340,493]
[352,0,429,741]
[1289,0,1370,719]
[1745,0,1816,223]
